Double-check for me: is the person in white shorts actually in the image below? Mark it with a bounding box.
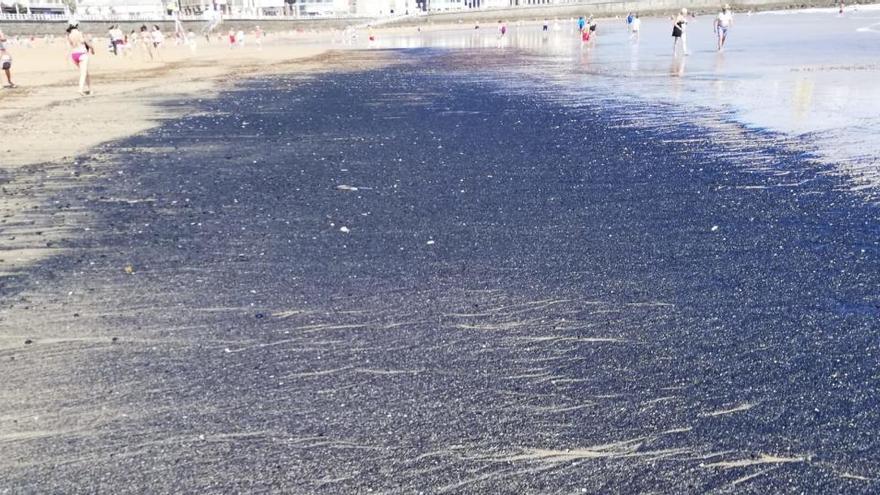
[630,13,641,41]
[714,4,733,52]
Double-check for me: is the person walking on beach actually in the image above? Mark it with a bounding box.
[107,25,114,54]
[139,25,155,60]
[672,8,689,56]
[151,25,165,60]
[714,5,733,52]
[253,25,264,50]
[499,20,507,37]
[577,16,586,32]
[0,30,16,88]
[66,22,92,96]
[202,8,222,42]
[626,12,634,32]
[630,13,641,41]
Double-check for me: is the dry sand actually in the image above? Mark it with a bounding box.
[0,34,385,274]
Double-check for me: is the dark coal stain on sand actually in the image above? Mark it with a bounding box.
[1,50,879,493]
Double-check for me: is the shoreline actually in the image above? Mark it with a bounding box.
[384,0,880,26]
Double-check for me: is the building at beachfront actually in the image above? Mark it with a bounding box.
[354,0,414,16]
[421,0,545,11]
[71,1,286,17]
[0,0,68,14]
[74,0,165,16]
[177,0,286,15]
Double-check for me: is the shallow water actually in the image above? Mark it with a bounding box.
[372,8,880,194]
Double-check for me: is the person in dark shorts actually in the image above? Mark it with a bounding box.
[0,34,15,88]
[672,8,688,56]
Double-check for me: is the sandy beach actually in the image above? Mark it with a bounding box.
[2,9,879,493]
[0,33,391,274]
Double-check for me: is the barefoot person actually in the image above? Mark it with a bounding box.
[0,28,14,87]
[151,25,165,60]
[139,25,155,60]
[630,13,641,41]
[66,22,92,95]
[714,4,733,52]
[672,8,689,56]
[0,32,15,88]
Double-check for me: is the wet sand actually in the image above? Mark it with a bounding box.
[2,19,880,495]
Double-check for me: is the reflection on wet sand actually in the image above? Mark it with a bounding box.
[793,78,815,123]
[374,10,880,194]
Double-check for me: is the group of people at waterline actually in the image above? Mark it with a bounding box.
[4,2,852,97]
[486,5,734,54]
[0,16,265,96]
[578,4,733,55]
[668,4,734,56]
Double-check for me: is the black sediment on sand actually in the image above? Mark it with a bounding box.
[2,50,879,492]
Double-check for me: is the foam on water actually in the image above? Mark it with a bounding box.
[375,9,880,198]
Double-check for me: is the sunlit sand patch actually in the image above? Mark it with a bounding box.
[549,377,592,385]
[0,247,68,275]
[0,429,74,443]
[503,371,554,380]
[525,403,593,414]
[194,306,257,313]
[702,402,757,417]
[272,309,309,319]
[444,298,579,318]
[702,453,807,469]
[376,320,425,330]
[354,368,424,375]
[453,318,543,331]
[660,427,693,435]
[730,466,781,487]
[282,366,353,379]
[640,396,678,407]
[297,323,368,334]
[839,472,873,481]
[624,301,676,308]
[285,436,381,451]
[488,437,692,465]
[508,335,629,344]
[94,197,157,205]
